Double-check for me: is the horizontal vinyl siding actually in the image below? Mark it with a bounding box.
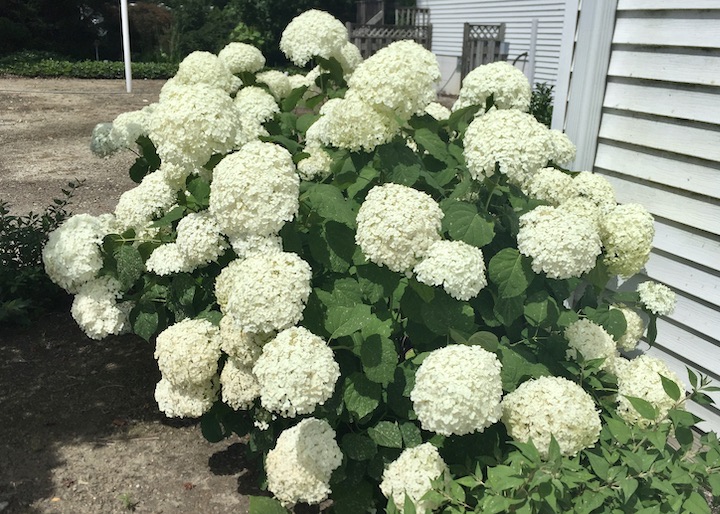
[417,0,566,84]
[595,6,720,432]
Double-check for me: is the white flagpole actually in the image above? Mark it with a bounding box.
[120,0,132,92]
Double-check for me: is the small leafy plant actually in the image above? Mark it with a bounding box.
[529,82,554,128]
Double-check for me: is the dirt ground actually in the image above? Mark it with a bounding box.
[0,78,259,513]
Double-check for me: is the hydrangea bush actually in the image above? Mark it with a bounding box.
[44,10,720,513]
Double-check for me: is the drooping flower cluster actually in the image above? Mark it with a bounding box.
[502,376,602,458]
[265,418,343,506]
[564,319,617,369]
[637,281,677,316]
[279,9,348,66]
[356,183,443,273]
[411,345,503,436]
[453,61,531,112]
[413,240,488,300]
[217,42,266,74]
[380,443,448,513]
[71,276,132,340]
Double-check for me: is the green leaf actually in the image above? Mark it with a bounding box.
[403,494,417,514]
[186,176,210,209]
[341,433,377,461]
[486,465,525,491]
[523,291,559,327]
[585,452,610,481]
[150,205,186,227]
[130,302,160,341]
[248,496,289,514]
[331,479,376,514]
[389,163,421,187]
[315,278,364,308]
[400,422,422,448]
[368,421,403,448]
[585,307,627,341]
[447,104,482,134]
[168,273,196,319]
[114,244,144,291]
[604,416,632,445]
[493,293,525,327]
[303,183,357,227]
[281,85,307,111]
[488,248,533,298]
[326,304,374,339]
[356,263,402,304]
[660,374,682,402]
[360,333,398,386]
[441,200,495,248]
[682,491,711,514]
[296,112,318,133]
[621,478,639,503]
[421,291,476,336]
[498,345,551,392]
[343,373,381,420]
[413,127,450,163]
[625,396,658,421]
[466,331,499,353]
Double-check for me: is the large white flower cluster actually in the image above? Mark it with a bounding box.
[615,355,684,427]
[453,61,531,112]
[612,305,645,351]
[265,418,342,506]
[253,326,340,417]
[464,109,552,185]
[218,42,266,74]
[43,213,112,293]
[411,345,503,436]
[564,319,617,370]
[209,141,299,239]
[145,243,194,276]
[413,240,488,300]
[155,376,219,418]
[215,252,312,333]
[154,318,221,387]
[348,40,441,120]
[501,376,601,458]
[548,130,577,165]
[517,204,602,279]
[114,170,177,233]
[637,281,676,316]
[71,276,131,340]
[600,203,655,278]
[305,95,400,152]
[297,143,332,181]
[218,315,267,366]
[175,211,227,266]
[108,106,153,150]
[234,86,280,145]
[148,84,241,169]
[523,167,575,206]
[333,41,363,77]
[356,183,443,273]
[380,443,448,514]
[173,51,241,94]
[572,172,616,209]
[256,70,292,100]
[220,357,260,410]
[280,10,348,66]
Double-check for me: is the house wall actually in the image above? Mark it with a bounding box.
[417,0,567,95]
[560,0,720,432]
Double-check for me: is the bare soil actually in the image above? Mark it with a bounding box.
[0,78,258,513]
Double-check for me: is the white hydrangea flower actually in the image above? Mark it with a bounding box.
[215,252,312,333]
[256,70,292,100]
[209,141,299,239]
[157,161,193,190]
[522,167,576,206]
[411,345,503,436]
[600,203,655,278]
[464,109,552,185]
[227,233,283,259]
[305,95,400,152]
[218,42,266,74]
[154,318,221,387]
[218,315,268,366]
[611,305,646,352]
[220,357,260,410]
[453,61,531,112]
[547,130,576,165]
[288,73,311,91]
[253,327,339,417]
[424,101,451,121]
[90,122,116,156]
[297,142,333,181]
[71,276,132,340]
[571,172,616,210]
[175,211,228,267]
[148,84,241,169]
[517,205,602,279]
[347,40,441,120]
[637,281,676,316]
[557,196,603,231]
[502,376,601,458]
[413,240,488,300]
[380,443,448,514]
[43,213,110,293]
[331,41,363,77]
[616,354,685,427]
[356,183,443,273]
[564,319,617,370]
[234,86,279,145]
[145,243,193,276]
[109,106,152,149]
[155,376,218,418]
[265,418,342,506]
[280,10,348,66]
[114,171,177,232]
[173,50,241,94]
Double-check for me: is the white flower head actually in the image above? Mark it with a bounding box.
[155,376,218,418]
[253,327,340,417]
[611,305,646,352]
[502,376,601,458]
[71,276,132,340]
[280,10,348,66]
[331,41,363,77]
[411,345,503,436]
[218,315,268,366]
[413,240,488,300]
[145,243,193,276]
[547,130,577,165]
[114,171,177,232]
[220,357,260,410]
[173,50,241,94]
[453,61,531,112]
[297,142,333,181]
[564,319,617,370]
[517,205,602,279]
[600,203,655,278]
[424,101,451,121]
[265,418,342,506]
[154,318,221,387]
[175,211,228,267]
[109,106,153,150]
[218,42,266,74]
[256,70,292,100]
[637,281,676,316]
[356,183,443,273]
[522,167,576,206]
[234,86,279,146]
[571,172,616,210]
[380,443,448,514]
[215,252,312,334]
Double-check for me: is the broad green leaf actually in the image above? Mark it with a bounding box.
[281,85,308,111]
[660,374,682,401]
[441,200,495,248]
[130,302,160,341]
[360,333,398,385]
[248,496,289,514]
[356,263,402,304]
[389,163,421,186]
[585,307,627,341]
[585,452,610,481]
[523,291,559,327]
[421,292,476,336]
[466,331,499,353]
[343,373,381,420]
[325,304,373,339]
[682,491,711,514]
[604,416,632,445]
[400,422,422,448]
[621,478,639,503]
[331,479,375,514]
[303,183,356,227]
[387,364,417,419]
[403,495,417,514]
[150,205,186,227]
[186,176,210,209]
[168,273,196,319]
[341,433,377,461]
[368,421,403,448]
[493,294,525,327]
[486,465,525,491]
[296,112,318,133]
[625,395,658,420]
[114,244,144,291]
[498,345,551,392]
[413,127,450,162]
[447,104,482,133]
[315,278,363,308]
[488,248,534,298]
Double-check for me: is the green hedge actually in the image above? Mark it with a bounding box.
[0,58,177,80]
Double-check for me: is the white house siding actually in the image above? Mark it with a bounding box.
[562,0,720,431]
[417,0,567,95]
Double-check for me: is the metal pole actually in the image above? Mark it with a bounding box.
[120,0,132,93]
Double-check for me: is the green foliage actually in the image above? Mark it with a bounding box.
[0,181,82,325]
[529,82,554,128]
[0,58,177,79]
